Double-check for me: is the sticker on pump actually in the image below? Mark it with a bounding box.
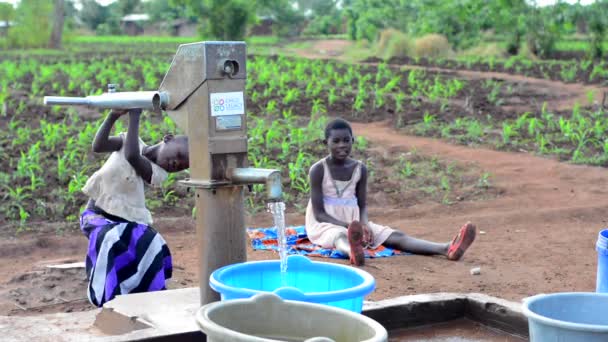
[216,115,242,130]
[210,91,245,116]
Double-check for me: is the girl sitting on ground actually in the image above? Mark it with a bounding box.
[79,108,188,306]
[305,118,476,266]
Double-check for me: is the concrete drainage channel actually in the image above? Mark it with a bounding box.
[365,293,527,341]
[93,292,528,341]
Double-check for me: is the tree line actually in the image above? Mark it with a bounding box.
[1,0,607,58]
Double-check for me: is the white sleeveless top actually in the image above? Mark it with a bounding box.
[82,133,167,225]
[305,157,394,249]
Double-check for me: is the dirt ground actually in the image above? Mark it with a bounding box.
[1,40,607,317]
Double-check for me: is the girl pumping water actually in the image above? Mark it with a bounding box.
[79,108,188,306]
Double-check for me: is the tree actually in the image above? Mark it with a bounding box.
[117,0,141,16]
[344,0,403,41]
[587,1,608,59]
[299,0,343,36]
[257,0,305,37]
[526,4,562,58]
[0,2,14,24]
[0,2,14,37]
[172,0,257,40]
[7,0,54,48]
[297,0,337,16]
[79,0,109,31]
[146,0,191,22]
[485,0,529,55]
[49,0,65,49]
[145,0,198,35]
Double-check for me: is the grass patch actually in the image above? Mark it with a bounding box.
[71,35,197,44]
[366,149,498,206]
[342,40,375,62]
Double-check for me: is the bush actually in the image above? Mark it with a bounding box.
[303,14,342,36]
[7,0,53,48]
[414,34,452,58]
[588,14,606,59]
[375,29,413,60]
[459,43,506,58]
[525,9,560,59]
[526,30,557,59]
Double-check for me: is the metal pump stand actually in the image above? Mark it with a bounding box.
[44,41,282,306]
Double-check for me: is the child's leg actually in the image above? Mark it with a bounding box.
[334,221,366,266]
[383,222,476,261]
[334,234,351,256]
[383,231,449,255]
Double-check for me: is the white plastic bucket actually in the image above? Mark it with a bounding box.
[195,293,388,342]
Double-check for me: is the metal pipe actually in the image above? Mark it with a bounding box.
[225,168,282,201]
[43,91,169,111]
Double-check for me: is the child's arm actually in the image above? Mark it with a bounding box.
[310,163,349,227]
[92,110,127,153]
[124,109,153,184]
[355,164,369,225]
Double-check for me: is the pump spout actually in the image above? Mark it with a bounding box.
[226,168,282,201]
[43,91,169,111]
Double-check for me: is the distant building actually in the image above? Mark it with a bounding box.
[250,16,275,36]
[0,21,12,36]
[119,14,197,37]
[120,14,149,36]
[168,19,197,37]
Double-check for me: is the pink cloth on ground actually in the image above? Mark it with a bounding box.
[305,157,394,249]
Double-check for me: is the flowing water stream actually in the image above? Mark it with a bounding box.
[267,201,288,274]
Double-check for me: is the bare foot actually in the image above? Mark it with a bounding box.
[348,221,365,266]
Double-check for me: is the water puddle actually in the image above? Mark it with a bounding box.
[389,319,526,341]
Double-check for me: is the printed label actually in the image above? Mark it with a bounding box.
[216,115,242,130]
[210,91,245,116]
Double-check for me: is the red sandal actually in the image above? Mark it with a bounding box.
[447,222,476,261]
[348,221,365,266]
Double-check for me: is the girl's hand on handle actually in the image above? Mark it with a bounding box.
[109,109,128,118]
[128,108,143,116]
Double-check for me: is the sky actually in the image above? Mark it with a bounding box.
[0,0,599,8]
[0,0,117,7]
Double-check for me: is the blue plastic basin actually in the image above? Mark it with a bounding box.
[209,255,375,313]
[523,292,608,342]
[597,229,608,293]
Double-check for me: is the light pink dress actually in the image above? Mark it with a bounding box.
[305,158,395,249]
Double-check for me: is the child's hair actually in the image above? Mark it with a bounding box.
[324,118,353,140]
[164,133,188,144]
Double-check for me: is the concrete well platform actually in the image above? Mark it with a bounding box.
[1,289,529,341]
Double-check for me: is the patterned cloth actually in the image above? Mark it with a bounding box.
[79,208,172,307]
[247,226,409,259]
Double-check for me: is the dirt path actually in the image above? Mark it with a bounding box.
[350,120,605,298]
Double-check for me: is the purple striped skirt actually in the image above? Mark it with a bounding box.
[79,208,173,307]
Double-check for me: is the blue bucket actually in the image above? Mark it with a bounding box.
[597,229,608,293]
[209,255,375,313]
[523,292,608,342]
